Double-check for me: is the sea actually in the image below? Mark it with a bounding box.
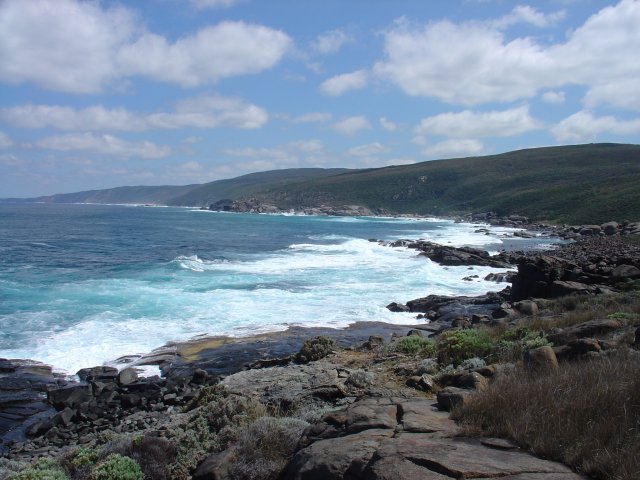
[0,203,557,375]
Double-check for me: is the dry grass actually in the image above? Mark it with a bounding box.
[453,350,640,480]
[523,292,640,332]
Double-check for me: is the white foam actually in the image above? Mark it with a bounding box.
[0,219,520,375]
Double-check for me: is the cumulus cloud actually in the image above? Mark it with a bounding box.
[422,139,484,159]
[312,29,351,54]
[0,131,13,149]
[320,70,368,96]
[331,116,372,136]
[491,5,566,29]
[379,117,398,132]
[0,0,291,93]
[118,22,292,87]
[415,106,542,138]
[374,1,640,108]
[1,96,267,131]
[37,133,171,159]
[551,111,640,142]
[346,142,390,157]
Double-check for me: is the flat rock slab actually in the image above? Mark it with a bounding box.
[398,399,454,434]
[221,359,342,406]
[379,434,579,479]
[285,396,587,480]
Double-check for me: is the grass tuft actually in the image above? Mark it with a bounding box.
[453,350,640,480]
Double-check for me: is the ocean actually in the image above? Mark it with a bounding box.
[0,204,553,374]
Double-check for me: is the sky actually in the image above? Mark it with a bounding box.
[1,0,639,197]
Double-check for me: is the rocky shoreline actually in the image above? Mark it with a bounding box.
[1,219,639,479]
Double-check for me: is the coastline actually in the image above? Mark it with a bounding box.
[2,208,639,478]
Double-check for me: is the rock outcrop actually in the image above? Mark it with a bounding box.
[283,397,585,479]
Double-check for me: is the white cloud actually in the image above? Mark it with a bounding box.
[374,1,640,108]
[491,5,566,29]
[379,117,398,132]
[415,106,541,138]
[118,21,292,87]
[346,142,390,157]
[312,29,351,55]
[189,0,246,9]
[0,131,13,149]
[290,112,332,124]
[225,139,326,166]
[37,133,171,159]
[542,91,566,104]
[551,111,640,142]
[331,116,372,136]
[2,96,267,131]
[422,139,484,159]
[320,70,368,96]
[0,0,291,93]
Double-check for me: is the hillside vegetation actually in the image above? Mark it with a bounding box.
[4,144,639,224]
[254,143,640,224]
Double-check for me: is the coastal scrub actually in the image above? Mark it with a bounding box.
[453,350,640,480]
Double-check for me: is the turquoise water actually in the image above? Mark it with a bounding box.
[0,204,536,373]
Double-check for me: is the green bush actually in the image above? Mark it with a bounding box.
[495,327,551,362]
[13,458,68,480]
[91,454,143,480]
[295,336,335,363]
[437,329,494,366]
[390,336,437,356]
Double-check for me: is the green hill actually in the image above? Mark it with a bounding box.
[168,168,350,207]
[3,144,639,224]
[252,143,640,224]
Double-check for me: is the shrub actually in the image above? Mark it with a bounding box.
[495,326,551,362]
[295,336,334,363]
[346,369,375,388]
[453,350,640,480]
[13,458,68,480]
[91,454,143,480]
[416,358,439,375]
[390,336,437,356]
[437,329,494,366]
[228,416,309,480]
[458,357,486,370]
[130,436,176,480]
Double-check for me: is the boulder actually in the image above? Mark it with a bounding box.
[48,384,93,410]
[601,222,619,236]
[513,300,538,316]
[547,319,623,345]
[76,366,118,382]
[117,368,139,386]
[523,346,559,373]
[437,387,472,411]
[284,429,395,480]
[611,264,640,280]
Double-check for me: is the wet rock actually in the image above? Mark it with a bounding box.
[76,366,118,383]
[117,368,139,386]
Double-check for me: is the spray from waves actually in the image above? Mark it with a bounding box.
[0,215,523,374]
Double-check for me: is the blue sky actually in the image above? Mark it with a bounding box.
[1,0,639,197]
